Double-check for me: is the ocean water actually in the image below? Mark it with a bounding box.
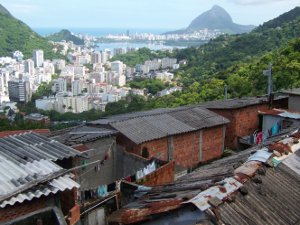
[33,27,186,50]
[33,27,170,37]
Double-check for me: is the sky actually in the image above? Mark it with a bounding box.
[1,0,300,29]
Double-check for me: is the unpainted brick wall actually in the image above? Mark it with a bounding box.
[142,161,175,186]
[201,126,224,162]
[0,197,47,223]
[210,98,288,150]
[172,131,200,168]
[211,104,268,149]
[118,126,225,169]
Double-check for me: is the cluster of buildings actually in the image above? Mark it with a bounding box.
[0,39,182,115]
[1,89,300,225]
[0,50,55,104]
[105,28,223,41]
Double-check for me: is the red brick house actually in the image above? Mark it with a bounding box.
[202,96,288,150]
[91,107,229,169]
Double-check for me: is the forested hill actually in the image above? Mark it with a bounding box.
[0,4,59,59]
[47,29,84,45]
[175,6,300,81]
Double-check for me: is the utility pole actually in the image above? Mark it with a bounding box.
[224,85,228,100]
[263,63,272,96]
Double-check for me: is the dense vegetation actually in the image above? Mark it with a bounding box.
[47,29,84,45]
[0,4,61,59]
[128,78,171,95]
[111,48,173,67]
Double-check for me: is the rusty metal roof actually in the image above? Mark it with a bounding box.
[219,163,300,225]
[259,108,300,119]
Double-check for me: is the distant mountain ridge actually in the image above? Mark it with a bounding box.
[166,5,255,34]
[0,4,60,59]
[47,29,84,45]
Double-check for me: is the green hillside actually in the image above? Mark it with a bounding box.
[0,4,60,59]
[47,29,84,45]
[175,7,300,83]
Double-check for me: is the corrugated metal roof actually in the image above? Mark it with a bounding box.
[0,132,81,162]
[110,107,228,144]
[259,108,300,119]
[184,177,243,211]
[246,148,273,163]
[200,96,287,109]
[0,174,80,208]
[219,164,300,225]
[53,125,118,146]
[281,87,300,96]
[0,132,81,208]
[108,128,300,224]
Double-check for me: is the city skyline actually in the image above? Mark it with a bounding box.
[1,0,300,29]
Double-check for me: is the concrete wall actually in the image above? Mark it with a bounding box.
[288,95,300,111]
[74,136,118,190]
[116,149,150,178]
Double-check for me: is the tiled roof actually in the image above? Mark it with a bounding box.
[110,107,229,144]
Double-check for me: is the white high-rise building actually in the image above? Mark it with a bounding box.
[91,51,101,64]
[115,75,126,87]
[24,59,35,75]
[101,51,107,63]
[52,78,67,93]
[111,61,124,75]
[32,50,44,67]
[72,80,83,96]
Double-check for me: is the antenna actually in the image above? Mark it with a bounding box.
[263,63,272,96]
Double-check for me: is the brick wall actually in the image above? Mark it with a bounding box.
[117,125,225,169]
[211,104,269,150]
[201,126,225,162]
[67,203,80,225]
[142,161,175,186]
[0,197,48,223]
[172,131,200,168]
[209,98,288,150]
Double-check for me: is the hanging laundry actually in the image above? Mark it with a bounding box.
[268,128,272,137]
[272,123,279,135]
[124,176,132,182]
[97,185,108,197]
[136,170,144,180]
[256,132,262,144]
[104,153,109,161]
